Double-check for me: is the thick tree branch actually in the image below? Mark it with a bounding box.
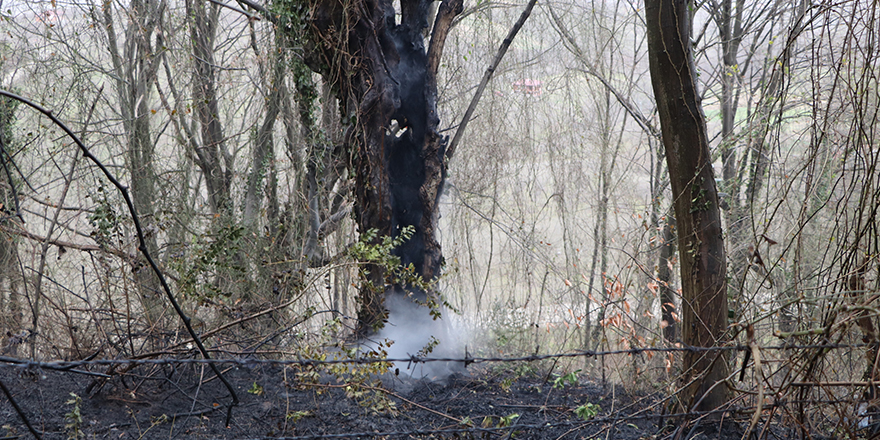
[208,0,260,20]
[427,0,464,78]
[235,0,273,22]
[319,202,353,238]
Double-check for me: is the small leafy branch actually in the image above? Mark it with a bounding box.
[417,335,440,357]
[173,224,246,303]
[350,226,444,293]
[350,226,456,324]
[87,189,121,247]
[329,342,397,414]
[349,226,421,287]
[64,393,83,440]
[289,320,397,414]
[552,369,581,389]
[575,402,600,420]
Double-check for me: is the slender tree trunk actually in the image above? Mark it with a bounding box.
[658,215,678,342]
[187,0,232,216]
[104,0,166,329]
[718,0,743,192]
[0,97,21,333]
[244,36,286,228]
[589,99,612,354]
[646,0,731,413]
[719,0,750,321]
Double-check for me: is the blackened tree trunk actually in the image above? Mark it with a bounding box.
[645,0,731,414]
[305,0,462,335]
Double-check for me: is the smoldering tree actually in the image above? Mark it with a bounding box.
[289,0,463,334]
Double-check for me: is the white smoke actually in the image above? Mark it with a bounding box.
[363,290,468,381]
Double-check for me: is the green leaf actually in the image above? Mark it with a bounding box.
[247,381,264,396]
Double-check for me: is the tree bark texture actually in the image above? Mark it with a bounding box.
[645,0,731,413]
[307,0,462,334]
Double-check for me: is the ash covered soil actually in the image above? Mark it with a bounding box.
[0,361,745,439]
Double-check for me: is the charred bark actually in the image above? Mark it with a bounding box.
[645,0,731,414]
[305,0,462,335]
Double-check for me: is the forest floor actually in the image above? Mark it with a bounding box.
[0,359,759,440]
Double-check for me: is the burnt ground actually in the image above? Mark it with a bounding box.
[0,360,749,440]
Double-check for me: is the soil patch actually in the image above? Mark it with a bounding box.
[0,361,744,439]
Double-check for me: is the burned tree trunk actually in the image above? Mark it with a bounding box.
[645,0,731,414]
[304,0,462,334]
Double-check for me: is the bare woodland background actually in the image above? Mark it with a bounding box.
[2,0,880,432]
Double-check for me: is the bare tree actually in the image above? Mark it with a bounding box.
[103,0,167,329]
[646,0,730,413]
[187,0,234,217]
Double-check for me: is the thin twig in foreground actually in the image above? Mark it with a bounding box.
[0,378,42,439]
[446,0,538,161]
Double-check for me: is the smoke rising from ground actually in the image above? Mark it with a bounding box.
[364,290,467,381]
[355,12,457,382]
